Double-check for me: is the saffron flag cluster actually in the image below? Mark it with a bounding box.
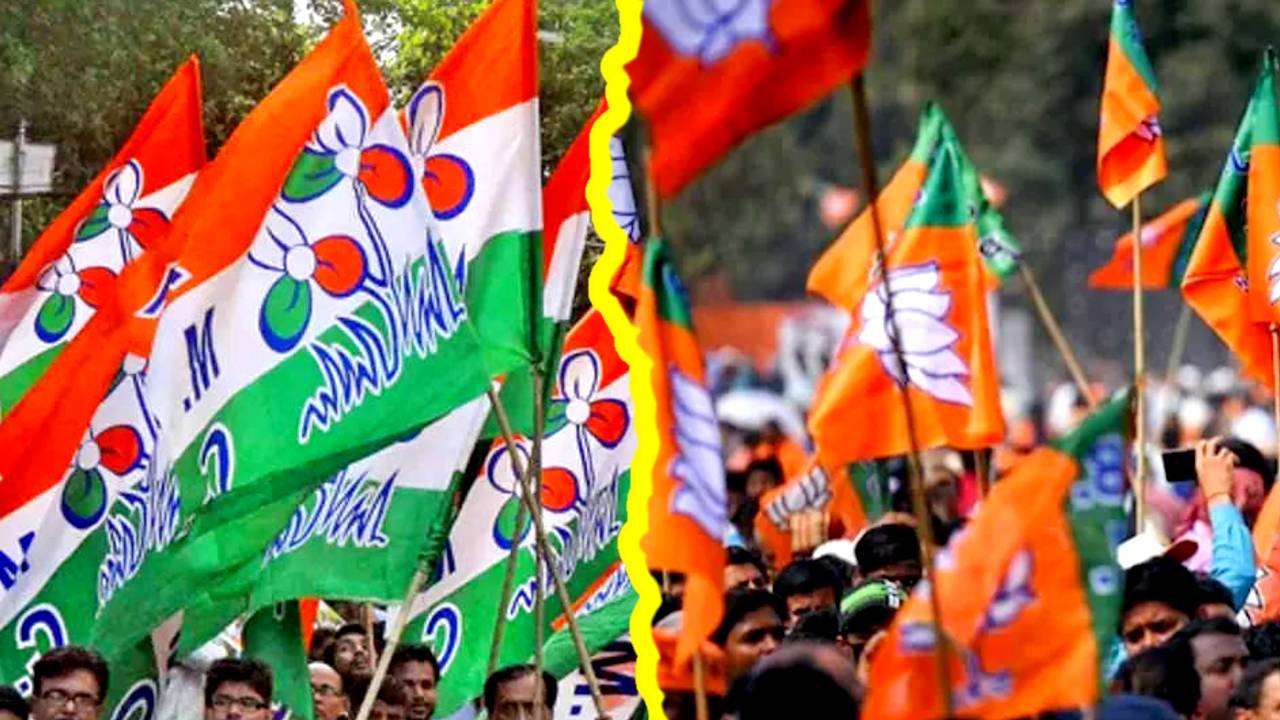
[1096,0,1168,208]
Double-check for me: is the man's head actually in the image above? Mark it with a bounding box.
[1170,617,1248,720]
[1121,557,1202,656]
[1222,438,1271,525]
[369,681,408,720]
[204,658,273,720]
[725,547,768,593]
[309,662,347,720]
[839,579,908,663]
[1114,642,1201,718]
[854,524,922,591]
[712,589,787,683]
[744,457,784,501]
[773,559,842,629]
[388,644,440,720]
[31,647,109,720]
[0,686,29,720]
[1231,658,1280,720]
[1246,622,1280,661]
[326,624,377,683]
[735,643,860,720]
[1197,577,1237,622]
[483,665,556,720]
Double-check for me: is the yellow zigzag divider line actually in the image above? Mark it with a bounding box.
[583,0,665,716]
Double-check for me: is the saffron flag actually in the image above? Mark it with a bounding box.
[1245,48,1280,324]
[628,0,870,198]
[808,135,1004,468]
[637,239,729,665]
[1181,52,1279,390]
[754,460,870,569]
[865,393,1130,718]
[1097,0,1167,208]
[1089,194,1211,290]
[402,309,638,717]
[0,58,204,414]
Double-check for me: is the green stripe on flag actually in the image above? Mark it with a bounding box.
[642,240,695,331]
[1110,0,1160,94]
[848,461,891,522]
[244,601,315,720]
[1169,192,1213,287]
[0,344,62,414]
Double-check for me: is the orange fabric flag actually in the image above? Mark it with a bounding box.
[1096,0,1167,208]
[808,137,1003,467]
[1245,49,1280,324]
[628,0,870,198]
[638,238,728,666]
[754,460,867,569]
[1088,194,1209,290]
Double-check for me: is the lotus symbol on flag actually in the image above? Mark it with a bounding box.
[33,255,116,343]
[982,549,1035,631]
[644,0,777,65]
[857,262,973,406]
[72,160,173,263]
[667,365,728,540]
[1268,212,1280,305]
[1135,116,1163,144]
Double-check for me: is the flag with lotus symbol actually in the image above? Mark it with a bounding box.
[865,393,1131,718]
[399,309,637,717]
[1089,194,1211,290]
[1181,51,1280,390]
[0,58,205,415]
[1244,48,1280,326]
[808,131,1004,468]
[754,460,870,569]
[1097,0,1167,209]
[637,238,729,667]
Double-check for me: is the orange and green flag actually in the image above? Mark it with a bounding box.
[1181,51,1279,390]
[1089,193,1210,290]
[1097,0,1167,208]
[865,393,1131,718]
[807,132,1004,468]
[1245,48,1280,324]
[637,239,728,666]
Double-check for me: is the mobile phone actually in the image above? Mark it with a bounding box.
[1161,448,1198,485]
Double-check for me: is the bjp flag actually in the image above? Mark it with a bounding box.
[1097,0,1167,208]
[1245,49,1280,324]
[866,393,1131,718]
[1089,193,1210,290]
[808,135,1003,467]
[637,238,728,666]
[629,0,870,198]
[1181,52,1279,390]
[754,460,870,569]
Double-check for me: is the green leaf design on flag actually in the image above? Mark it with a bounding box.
[281,150,344,203]
[74,205,112,242]
[261,275,312,351]
[63,468,108,525]
[35,294,75,342]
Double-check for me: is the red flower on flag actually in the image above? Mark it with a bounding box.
[33,256,117,343]
[62,423,145,530]
[72,160,173,262]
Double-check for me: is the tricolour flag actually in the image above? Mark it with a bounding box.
[1097,0,1167,208]
[1245,48,1280,325]
[865,393,1130,718]
[1181,51,1279,390]
[401,309,637,717]
[0,58,204,414]
[1089,194,1210,290]
[628,0,870,198]
[637,239,728,665]
[807,133,1004,468]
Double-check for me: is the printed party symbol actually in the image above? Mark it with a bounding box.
[406,82,476,221]
[668,366,729,539]
[73,160,172,263]
[644,0,778,65]
[33,254,116,343]
[62,424,145,530]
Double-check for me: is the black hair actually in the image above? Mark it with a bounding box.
[744,457,784,484]
[204,658,273,709]
[482,665,557,714]
[737,644,860,720]
[0,686,28,720]
[324,623,373,675]
[773,559,842,603]
[1196,575,1234,610]
[388,644,440,680]
[33,646,109,701]
[347,677,408,714]
[1223,438,1274,491]
[1232,658,1280,710]
[309,626,338,663]
[853,524,921,575]
[726,547,768,578]
[1114,642,1201,717]
[841,604,898,639]
[1170,615,1243,647]
[712,589,787,646]
[333,623,367,642]
[1246,620,1280,660]
[786,609,839,644]
[1121,557,1202,628]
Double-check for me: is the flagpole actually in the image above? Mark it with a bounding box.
[486,422,533,678]
[1132,195,1148,531]
[692,650,709,720]
[1018,263,1098,408]
[353,566,430,720]
[1164,305,1193,383]
[849,75,953,715]
[974,448,990,498]
[531,370,547,713]
[487,387,610,720]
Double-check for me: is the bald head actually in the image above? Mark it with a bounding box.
[310,663,348,720]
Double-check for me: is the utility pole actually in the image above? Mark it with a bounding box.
[1,120,55,267]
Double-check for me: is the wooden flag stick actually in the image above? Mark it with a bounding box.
[974,448,991,498]
[1132,194,1148,531]
[692,650,709,720]
[353,566,430,720]
[532,369,547,713]
[486,394,534,678]
[849,75,952,716]
[1018,263,1098,408]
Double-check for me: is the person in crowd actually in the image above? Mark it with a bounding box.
[326,624,378,686]
[853,523,923,590]
[1197,576,1238,621]
[725,546,769,593]
[785,608,840,645]
[743,456,784,503]
[388,644,440,720]
[310,626,339,664]
[812,539,858,589]
[1247,622,1280,660]
[30,647,109,720]
[0,685,29,720]
[1231,658,1280,720]
[921,449,965,544]
[1169,618,1248,720]
[838,578,908,665]
[733,642,861,720]
[204,658,273,720]
[309,662,348,720]
[1121,557,1203,657]
[773,558,843,629]
[347,679,408,720]
[712,588,787,685]
[1112,643,1201,718]
[482,665,556,720]
[1095,694,1182,720]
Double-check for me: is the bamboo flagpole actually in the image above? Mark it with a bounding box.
[848,75,953,715]
[531,369,547,713]
[353,567,430,720]
[1018,264,1098,408]
[1132,195,1148,531]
